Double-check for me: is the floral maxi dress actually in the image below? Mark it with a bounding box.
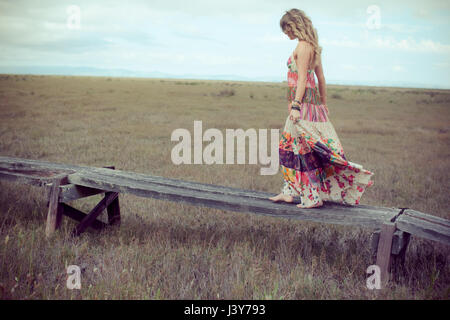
[278,53,374,206]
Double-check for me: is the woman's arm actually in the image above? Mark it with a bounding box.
[314,53,327,105]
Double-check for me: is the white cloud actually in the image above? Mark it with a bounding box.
[368,36,450,53]
[381,23,432,34]
[432,62,450,69]
[0,0,449,88]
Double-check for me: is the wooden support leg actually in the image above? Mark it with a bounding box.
[391,231,411,280]
[45,176,67,237]
[60,203,107,230]
[103,166,121,226]
[106,191,121,226]
[375,222,397,286]
[71,192,119,237]
[371,229,411,279]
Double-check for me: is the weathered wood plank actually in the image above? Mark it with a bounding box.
[0,170,69,187]
[0,157,77,187]
[67,169,400,228]
[375,222,397,285]
[0,156,91,174]
[0,156,280,200]
[395,209,450,245]
[72,192,119,236]
[2,156,449,246]
[0,156,398,209]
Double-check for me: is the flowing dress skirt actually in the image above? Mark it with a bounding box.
[279,102,374,206]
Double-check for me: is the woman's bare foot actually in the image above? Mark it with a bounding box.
[269,193,294,203]
[296,200,323,208]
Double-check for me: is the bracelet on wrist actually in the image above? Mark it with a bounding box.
[291,105,301,111]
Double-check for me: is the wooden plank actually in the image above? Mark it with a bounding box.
[60,203,107,230]
[0,156,290,201]
[0,170,69,187]
[72,192,118,236]
[0,156,401,210]
[0,156,77,186]
[67,168,400,229]
[395,209,450,245]
[0,156,93,174]
[375,222,397,285]
[3,156,449,245]
[45,176,67,237]
[0,156,401,224]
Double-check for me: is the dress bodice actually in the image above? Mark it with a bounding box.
[287,52,314,75]
[286,52,319,104]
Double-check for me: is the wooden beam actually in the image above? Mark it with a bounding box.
[0,156,405,227]
[371,228,411,281]
[71,192,119,236]
[395,209,450,245]
[67,168,400,229]
[0,156,94,174]
[1,156,449,247]
[102,166,121,226]
[106,191,120,226]
[375,222,397,285]
[60,203,107,230]
[0,170,70,187]
[0,156,77,187]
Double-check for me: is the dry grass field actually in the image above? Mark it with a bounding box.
[0,73,449,299]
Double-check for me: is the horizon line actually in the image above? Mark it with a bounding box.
[1,71,449,91]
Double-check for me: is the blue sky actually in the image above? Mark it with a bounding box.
[0,0,449,88]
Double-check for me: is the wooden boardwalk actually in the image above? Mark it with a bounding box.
[1,155,449,284]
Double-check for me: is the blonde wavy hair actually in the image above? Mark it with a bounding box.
[280,9,322,69]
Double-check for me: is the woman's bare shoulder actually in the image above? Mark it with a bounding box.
[293,41,313,60]
[295,40,313,51]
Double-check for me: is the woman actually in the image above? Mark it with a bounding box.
[269,9,374,208]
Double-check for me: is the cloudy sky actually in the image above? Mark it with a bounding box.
[0,0,449,88]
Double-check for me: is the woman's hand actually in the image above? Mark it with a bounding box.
[289,108,301,122]
[323,104,330,115]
